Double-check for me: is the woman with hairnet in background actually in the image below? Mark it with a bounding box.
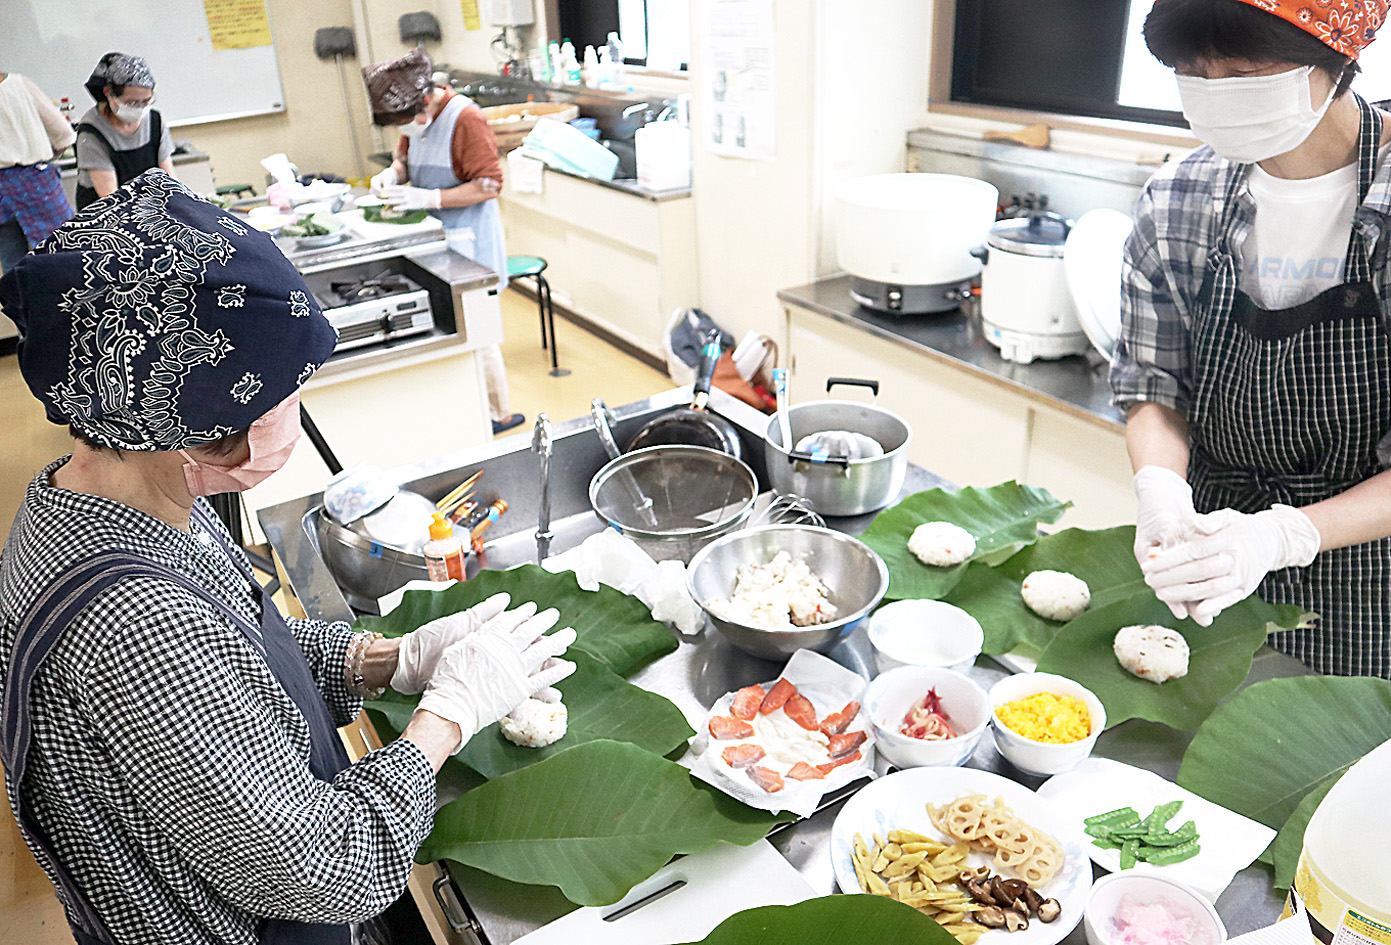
[0,170,576,944]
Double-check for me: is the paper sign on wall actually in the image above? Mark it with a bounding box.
[203,0,272,50]
[699,0,776,162]
[462,0,482,30]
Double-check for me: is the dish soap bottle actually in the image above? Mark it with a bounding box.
[423,512,467,582]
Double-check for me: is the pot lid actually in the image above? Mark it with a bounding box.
[988,214,1072,257]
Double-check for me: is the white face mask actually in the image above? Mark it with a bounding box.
[1176,65,1336,164]
[109,98,150,124]
[399,115,431,139]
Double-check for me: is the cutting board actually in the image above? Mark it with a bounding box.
[340,209,443,243]
[514,840,815,945]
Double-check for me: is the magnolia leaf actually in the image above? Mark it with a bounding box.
[1036,594,1295,730]
[1178,677,1391,832]
[419,739,793,906]
[941,563,1058,656]
[363,650,694,779]
[353,565,677,677]
[678,895,962,945]
[1269,774,1341,890]
[861,482,1069,601]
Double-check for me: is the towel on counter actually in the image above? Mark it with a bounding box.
[507,148,545,195]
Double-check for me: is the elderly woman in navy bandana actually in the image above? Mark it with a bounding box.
[0,171,575,945]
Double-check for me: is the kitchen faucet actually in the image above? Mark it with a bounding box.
[532,413,553,564]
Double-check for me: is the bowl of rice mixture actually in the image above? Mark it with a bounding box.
[988,672,1105,776]
[687,525,888,659]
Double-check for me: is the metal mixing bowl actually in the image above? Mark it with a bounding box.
[686,525,889,660]
[317,489,435,600]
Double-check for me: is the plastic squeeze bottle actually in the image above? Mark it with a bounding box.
[423,512,467,582]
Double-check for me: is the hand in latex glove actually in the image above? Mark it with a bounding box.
[1132,466,1198,619]
[381,184,441,211]
[390,592,510,694]
[1141,504,1320,627]
[415,604,577,752]
[369,166,399,196]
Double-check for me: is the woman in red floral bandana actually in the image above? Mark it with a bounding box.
[1113,0,1391,677]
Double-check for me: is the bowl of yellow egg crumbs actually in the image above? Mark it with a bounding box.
[988,672,1105,776]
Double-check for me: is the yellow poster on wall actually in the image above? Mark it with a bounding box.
[461,0,482,31]
[203,0,273,51]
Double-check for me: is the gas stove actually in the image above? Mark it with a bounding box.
[314,272,435,352]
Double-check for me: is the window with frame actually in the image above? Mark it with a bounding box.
[556,0,691,72]
[951,0,1391,127]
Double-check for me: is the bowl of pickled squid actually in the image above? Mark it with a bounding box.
[864,665,990,769]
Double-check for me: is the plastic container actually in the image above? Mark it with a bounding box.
[560,40,581,84]
[1285,739,1391,938]
[636,121,693,191]
[423,512,467,582]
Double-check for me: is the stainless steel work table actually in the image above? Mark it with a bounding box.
[260,389,1292,945]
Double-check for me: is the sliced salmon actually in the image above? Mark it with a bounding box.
[760,678,796,714]
[722,744,766,768]
[747,765,785,793]
[730,684,766,720]
[783,693,820,731]
[827,730,867,758]
[817,749,861,775]
[708,715,754,739]
[786,761,826,781]
[819,701,861,736]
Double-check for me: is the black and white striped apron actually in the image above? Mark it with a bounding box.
[1188,93,1391,678]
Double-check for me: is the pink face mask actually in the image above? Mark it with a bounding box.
[180,393,302,496]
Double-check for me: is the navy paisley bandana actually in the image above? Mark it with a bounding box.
[0,170,338,450]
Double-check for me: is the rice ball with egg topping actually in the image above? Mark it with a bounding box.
[500,698,568,748]
[1021,570,1091,621]
[1113,625,1190,684]
[908,522,976,567]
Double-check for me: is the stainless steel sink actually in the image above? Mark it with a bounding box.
[261,388,777,622]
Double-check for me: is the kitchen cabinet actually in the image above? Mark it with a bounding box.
[784,295,1134,530]
[499,169,697,359]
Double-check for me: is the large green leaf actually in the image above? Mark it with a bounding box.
[1036,594,1295,730]
[353,565,677,677]
[1178,677,1391,830]
[861,482,1070,601]
[419,739,793,906]
[363,649,694,779]
[677,895,962,945]
[1269,774,1340,891]
[942,563,1060,656]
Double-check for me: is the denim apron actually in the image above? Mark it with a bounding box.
[408,93,508,288]
[1187,94,1391,677]
[0,502,352,943]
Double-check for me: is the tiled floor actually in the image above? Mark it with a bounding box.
[0,287,672,944]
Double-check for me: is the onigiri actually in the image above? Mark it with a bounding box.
[500,698,569,747]
[908,522,976,567]
[1113,625,1190,684]
[1021,570,1091,621]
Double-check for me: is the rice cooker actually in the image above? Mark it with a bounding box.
[979,212,1090,364]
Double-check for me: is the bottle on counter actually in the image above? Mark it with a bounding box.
[583,45,600,87]
[548,42,563,83]
[606,32,626,88]
[560,40,581,85]
[468,499,509,554]
[423,512,468,582]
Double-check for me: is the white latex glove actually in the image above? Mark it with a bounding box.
[1133,465,1198,619]
[390,592,510,694]
[369,166,399,196]
[1141,504,1320,627]
[381,184,442,211]
[415,607,577,752]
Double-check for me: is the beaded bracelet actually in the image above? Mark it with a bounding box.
[346,630,385,700]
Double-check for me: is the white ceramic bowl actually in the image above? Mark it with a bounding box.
[988,672,1106,776]
[1083,872,1226,945]
[868,599,984,674]
[865,666,990,768]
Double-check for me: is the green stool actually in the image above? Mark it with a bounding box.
[507,255,569,377]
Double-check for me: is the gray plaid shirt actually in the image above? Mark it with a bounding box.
[1110,142,1391,414]
[0,459,435,944]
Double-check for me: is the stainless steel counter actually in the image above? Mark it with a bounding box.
[779,276,1124,432]
[260,388,1288,945]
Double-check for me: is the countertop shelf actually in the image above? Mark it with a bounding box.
[779,275,1124,433]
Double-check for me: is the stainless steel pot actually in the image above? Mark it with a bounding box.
[763,378,911,517]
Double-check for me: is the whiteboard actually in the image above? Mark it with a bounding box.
[1,0,286,126]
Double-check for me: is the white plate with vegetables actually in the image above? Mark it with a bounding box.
[1037,757,1275,902]
[830,766,1091,945]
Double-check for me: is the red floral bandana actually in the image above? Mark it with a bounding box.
[1234,0,1389,59]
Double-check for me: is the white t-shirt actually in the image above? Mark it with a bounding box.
[1239,146,1390,309]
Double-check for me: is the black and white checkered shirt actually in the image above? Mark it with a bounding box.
[1111,142,1391,413]
[0,459,435,944]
